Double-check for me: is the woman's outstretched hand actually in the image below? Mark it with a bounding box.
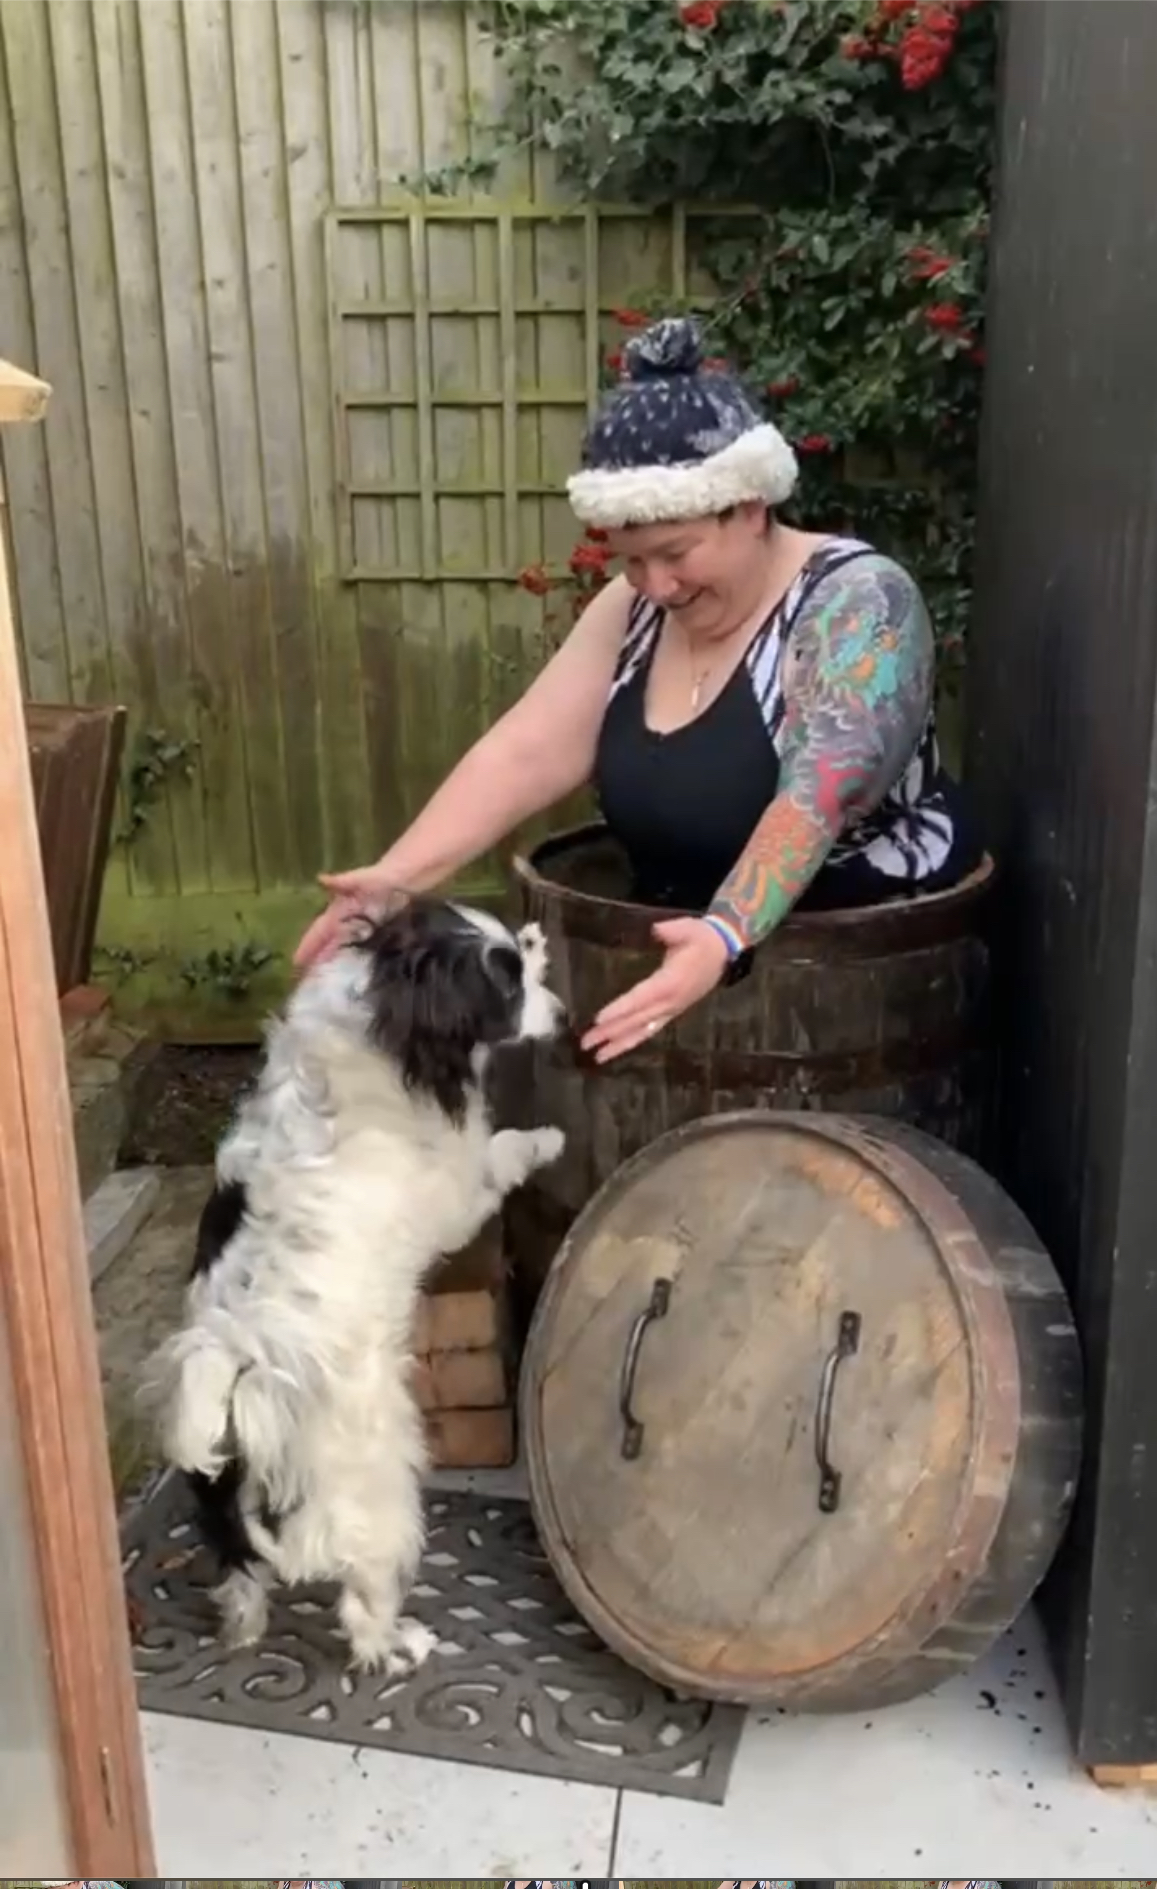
[580,915,731,1063]
[293,865,403,971]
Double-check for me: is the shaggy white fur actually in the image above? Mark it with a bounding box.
[143,905,565,1676]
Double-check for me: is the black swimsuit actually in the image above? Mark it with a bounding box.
[594,537,980,913]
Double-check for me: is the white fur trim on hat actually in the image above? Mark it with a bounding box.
[566,422,799,528]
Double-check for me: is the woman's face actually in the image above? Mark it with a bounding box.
[607,502,769,636]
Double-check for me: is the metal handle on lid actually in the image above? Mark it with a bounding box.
[815,1308,861,1513]
[618,1276,672,1460]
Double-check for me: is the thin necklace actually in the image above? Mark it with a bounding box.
[689,651,714,712]
[682,612,756,712]
[680,540,811,711]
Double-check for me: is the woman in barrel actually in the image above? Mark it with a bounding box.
[295,317,981,1060]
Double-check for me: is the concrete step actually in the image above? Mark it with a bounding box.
[94,1165,211,1498]
[68,1013,155,1201]
[83,1165,162,1285]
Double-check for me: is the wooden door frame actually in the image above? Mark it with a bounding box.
[0,359,155,1869]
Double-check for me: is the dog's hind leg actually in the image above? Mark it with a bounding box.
[213,1562,274,1650]
[337,1575,437,1676]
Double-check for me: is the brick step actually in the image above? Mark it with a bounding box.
[413,1344,507,1412]
[425,1405,515,1469]
[61,980,114,1053]
[415,1216,507,1351]
[416,1218,517,1466]
[64,984,153,1202]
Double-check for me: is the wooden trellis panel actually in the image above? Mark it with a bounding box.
[325,200,724,584]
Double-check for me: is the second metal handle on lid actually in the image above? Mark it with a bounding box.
[618,1276,672,1460]
[815,1308,862,1513]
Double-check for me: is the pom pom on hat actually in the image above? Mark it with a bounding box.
[622,314,706,379]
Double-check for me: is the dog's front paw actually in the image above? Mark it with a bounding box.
[530,1125,565,1169]
[518,920,549,979]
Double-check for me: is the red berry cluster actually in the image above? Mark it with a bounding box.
[515,563,551,597]
[908,243,953,282]
[840,0,983,91]
[569,536,611,578]
[679,0,725,28]
[517,527,614,627]
[907,245,982,353]
[899,4,962,88]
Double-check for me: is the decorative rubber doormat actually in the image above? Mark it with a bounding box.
[121,1472,745,1802]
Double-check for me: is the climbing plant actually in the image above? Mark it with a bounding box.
[116,724,199,846]
[479,0,999,684]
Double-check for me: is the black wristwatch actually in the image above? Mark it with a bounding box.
[722,942,755,986]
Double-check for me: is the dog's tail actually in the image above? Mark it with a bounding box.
[140,1323,305,1505]
[140,1325,244,1480]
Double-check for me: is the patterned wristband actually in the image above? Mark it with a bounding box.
[702,912,747,959]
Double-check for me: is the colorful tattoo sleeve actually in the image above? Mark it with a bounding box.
[708,556,934,949]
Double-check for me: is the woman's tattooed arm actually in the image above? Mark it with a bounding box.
[707,557,934,951]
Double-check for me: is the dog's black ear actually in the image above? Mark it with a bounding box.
[359,905,517,1122]
[484,942,523,1004]
[362,945,475,1122]
[400,940,486,1121]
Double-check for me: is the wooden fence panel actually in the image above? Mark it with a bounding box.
[137,0,258,894]
[0,14,67,702]
[90,0,209,896]
[0,0,699,1010]
[46,0,155,912]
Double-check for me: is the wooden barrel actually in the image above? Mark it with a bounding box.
[506,821,996,1320]
[520,1111,1083,1711]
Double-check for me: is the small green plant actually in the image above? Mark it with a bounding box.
[93,942,158,984]
[118,725,198,844]
[179,941,277,1000]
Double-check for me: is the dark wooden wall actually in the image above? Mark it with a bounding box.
[967,0,1157,1763]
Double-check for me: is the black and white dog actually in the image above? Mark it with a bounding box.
[142,898,565,1675]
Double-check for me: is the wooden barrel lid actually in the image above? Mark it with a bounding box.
[520,1111,1044,1708]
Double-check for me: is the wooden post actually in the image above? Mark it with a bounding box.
[0,358,155,1867]
[968,2,1157,1776]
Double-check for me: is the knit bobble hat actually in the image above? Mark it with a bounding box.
[566,315,798,529]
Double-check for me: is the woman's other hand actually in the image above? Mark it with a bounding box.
[293,864,404,971]
[580,915,730,1062]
